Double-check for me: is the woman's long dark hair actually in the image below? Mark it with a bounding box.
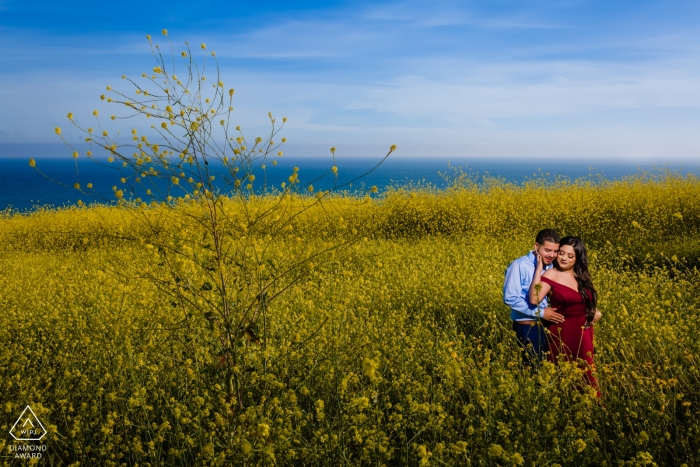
[555,236,598,321]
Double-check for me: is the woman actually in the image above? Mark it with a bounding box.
[529,236,602,395]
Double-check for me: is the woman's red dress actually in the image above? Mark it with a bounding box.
[541,276,599,394]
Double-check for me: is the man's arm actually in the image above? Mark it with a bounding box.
[504,260,564,323]
[503,261,538,316]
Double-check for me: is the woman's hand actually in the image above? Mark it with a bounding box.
[584,310,602,329]
[534,250,544,272]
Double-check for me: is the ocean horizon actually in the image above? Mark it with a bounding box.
[1,149,699,212]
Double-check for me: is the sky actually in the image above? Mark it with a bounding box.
[1,0,700,161]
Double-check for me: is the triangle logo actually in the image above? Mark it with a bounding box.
[9,406,47,441]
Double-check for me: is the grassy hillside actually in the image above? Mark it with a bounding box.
[1,173,699,466]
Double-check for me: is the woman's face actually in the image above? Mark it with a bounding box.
[557,244,576,270]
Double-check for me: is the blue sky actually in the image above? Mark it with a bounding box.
[1,0,700,160]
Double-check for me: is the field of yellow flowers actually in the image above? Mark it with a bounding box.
[1,171,699,466]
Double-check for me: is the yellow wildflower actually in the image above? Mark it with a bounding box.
[257,423,270,438]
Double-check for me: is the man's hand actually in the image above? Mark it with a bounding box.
[542,307,564,323]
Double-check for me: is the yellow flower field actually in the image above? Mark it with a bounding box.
[1,172,699,466]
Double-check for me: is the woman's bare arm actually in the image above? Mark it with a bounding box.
[529,252,552,305]
[529,275,551,305]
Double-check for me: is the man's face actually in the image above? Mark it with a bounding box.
[534,241,559,265]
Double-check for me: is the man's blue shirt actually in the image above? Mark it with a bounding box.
[503,251,551,321]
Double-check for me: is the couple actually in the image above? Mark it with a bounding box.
[503,229,602,392]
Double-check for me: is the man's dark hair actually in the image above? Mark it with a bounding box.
[535,229,560,245]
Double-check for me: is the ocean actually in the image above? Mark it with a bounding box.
[1,153,698,212]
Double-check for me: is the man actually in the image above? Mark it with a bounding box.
[503,229,565,364]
